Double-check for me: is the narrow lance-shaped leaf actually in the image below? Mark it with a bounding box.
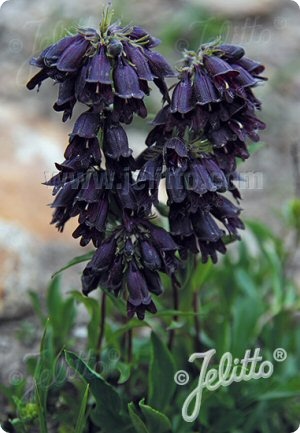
[139,400,172,433]
[35,382,48,433]
[65,351,130,432]
[52,252,94,278]
[148,332,176,411]
[128,402,149,433]
[71,291,101,352]
[75,384,90,433]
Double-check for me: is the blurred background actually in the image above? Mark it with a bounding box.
[0,0,300,393]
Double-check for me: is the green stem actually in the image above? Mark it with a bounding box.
[96,291,107,369]
[168,277,180,351]
[127,328,133,363]
[193,291,202,352]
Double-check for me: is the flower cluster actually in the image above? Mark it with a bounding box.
[27,13,174,123]
[139,42,267,263]
[28,9,179,319]
[28,9,267,319]
[82,217,179,320]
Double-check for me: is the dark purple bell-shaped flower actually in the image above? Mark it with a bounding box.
[113,57,145,100]
[71,110,101,139]
[103,119,133,160]
[124,42,154,81]
[171,72,194,114]
[193,67,221,106]
[203,55,240,79]
[127,261,152,314]
[27,32,92,88]
[82,234,117,295]
[218,44,245,61]
[86,45,112,85]
[140,240,162,270]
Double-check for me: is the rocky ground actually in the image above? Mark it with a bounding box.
[0,0,300,386]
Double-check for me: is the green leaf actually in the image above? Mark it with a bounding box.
[284,198,300,231]
[139,401,172,433]
[128,403,149,433]
[65,350,120,410]
[28,290,46,325]
[75,384,90,433]
[35,382,48,433]
[155,309,205,318]
[34,320,54,408]
[106,318,150,344]
[166,320,185,331]
[65,351,129,432]
[148,332,176,411]
[235,269,258,298]
[52,252,93,278]
[47,276,62,318]
[248,141,265,156]
[231,296,262,357]
[190,261,213,292]
[258,378,300,401]
[71,291,101,351]
[155,202,170,218]
[117,362,131,384]
[222,233,239,245]
[105,290,127,316]
[47,277,76,350]
[246,220,279,245]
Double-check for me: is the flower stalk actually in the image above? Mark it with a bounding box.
[96,291,107,367]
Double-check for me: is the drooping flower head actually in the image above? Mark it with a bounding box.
[147,41,266,169]
[138,41,267,263]
[27,8,175,123]
[27,7,180,320]
[82,216,179,320]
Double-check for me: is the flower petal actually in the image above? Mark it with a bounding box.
[218,44,245,61]
[113,58,144,99]
[203,55,240,78]
[104,122,133,160]
[124,43,154,81]
[71,111,101,138]
[86,45,112,84]
[56,37,90,72]
[143,49,176,78]
[193,68,220,105]
[236,57,265,75]
[171,73,194,114]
